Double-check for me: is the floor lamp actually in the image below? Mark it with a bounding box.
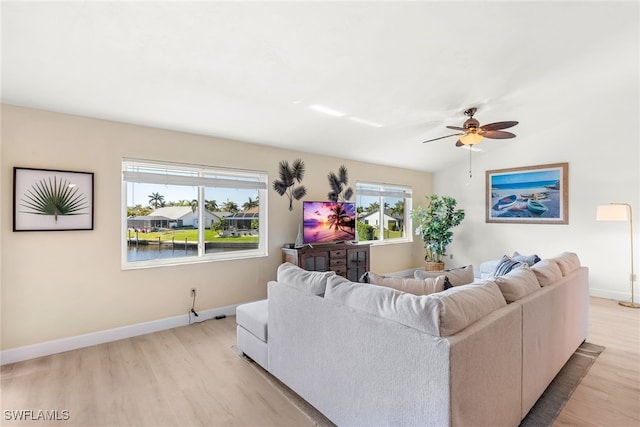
[596,203,640,308]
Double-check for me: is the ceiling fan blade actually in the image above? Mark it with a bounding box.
[422,132,463,143]
[446,125,467,131]
[481,121,519,131]
[455,140,464,147]
[483,130,517,139]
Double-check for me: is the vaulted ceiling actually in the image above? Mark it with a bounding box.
[2,1,638,172]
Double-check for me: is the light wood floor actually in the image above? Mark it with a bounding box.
[1,297,639,427]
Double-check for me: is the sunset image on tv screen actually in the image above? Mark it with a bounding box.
[303,201,356,244]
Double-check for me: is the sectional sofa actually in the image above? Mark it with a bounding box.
[236,252,588,427]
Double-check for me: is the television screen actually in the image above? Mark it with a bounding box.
[303,201,357,244]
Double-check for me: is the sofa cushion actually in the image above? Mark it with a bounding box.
[236,299,268,342]
[552,251,581,276]
[433,281,507,336]
[325,276,506,337]
[277,262,336,296]
[493,266,541,303]
[530,259,563,286]
[414,264,474,286]
[367,271,446,296]
[512,251,542,266]
[493,255,522,277]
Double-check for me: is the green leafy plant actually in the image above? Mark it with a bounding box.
[411,194,465,262]
[272,158,307,211]
[327,165,353,202]
[20,176,88,222]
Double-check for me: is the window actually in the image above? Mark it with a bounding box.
[122,158,267,269]
[355,182,412,244]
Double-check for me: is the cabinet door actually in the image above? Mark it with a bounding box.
[300,251,329,272]
[347,247,369,282]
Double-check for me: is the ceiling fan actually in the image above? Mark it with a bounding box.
[422,107,518,146]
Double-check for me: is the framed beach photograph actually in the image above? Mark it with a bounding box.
[486,162,568,224]
[13,167,94,231]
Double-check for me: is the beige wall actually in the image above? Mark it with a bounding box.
[0,105,431,350]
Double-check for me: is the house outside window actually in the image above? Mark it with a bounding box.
[122,158,267,269]
[355,181,412,244]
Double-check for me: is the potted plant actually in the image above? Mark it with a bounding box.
[411,194,465,270]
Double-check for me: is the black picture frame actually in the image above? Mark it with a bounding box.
[13,167,94,231]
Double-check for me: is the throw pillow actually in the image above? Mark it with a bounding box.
[492,255,522,277]
[276,262,336,296]
[414,264,474,286]
[512,251,542,266]
[367,271,446,296]
[493,266,541,303]
[551,251,581,276]
[529,259,563,286]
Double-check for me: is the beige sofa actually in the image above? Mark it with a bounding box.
[241,252,588,427]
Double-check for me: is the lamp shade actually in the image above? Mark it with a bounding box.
[460,133,483,145]
[596,204,629,221]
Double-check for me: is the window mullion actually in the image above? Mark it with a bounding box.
[198,183,205,256]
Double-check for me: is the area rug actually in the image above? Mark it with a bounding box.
[519,341,604,426]
[234,341,604,427]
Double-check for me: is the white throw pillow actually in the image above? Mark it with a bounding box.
[493,266,541,303]
[529,259,563,286]
[276,262,336,296]
[368,272,446,296]
[414,265,474,286]
[551,252,581,276]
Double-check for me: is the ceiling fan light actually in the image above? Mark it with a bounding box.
[460,133,483,145]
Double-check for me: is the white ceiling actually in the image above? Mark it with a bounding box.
[2,1,638,172]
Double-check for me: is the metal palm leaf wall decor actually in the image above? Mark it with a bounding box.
[272,159,307,211]
[13,167,94,231]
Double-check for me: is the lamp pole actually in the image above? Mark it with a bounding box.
[612,203,639,308]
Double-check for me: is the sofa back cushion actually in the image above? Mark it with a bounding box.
[324,276,506,337]
[529,259,563,286]
[367,272,446,295]
[493,266,541,303]
[277,262,336,296]
[433,281,507,336]
[551,251,581,276]
[414,264,474,286]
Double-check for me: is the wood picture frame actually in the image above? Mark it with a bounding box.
[13,167,94,231]
[486,162,568,224]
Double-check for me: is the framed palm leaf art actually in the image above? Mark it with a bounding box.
[13,167,94,231]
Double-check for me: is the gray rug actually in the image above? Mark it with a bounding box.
[519,341,604,426]
[235,341,604,427]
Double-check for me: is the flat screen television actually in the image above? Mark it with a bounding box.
[303,201,357,244]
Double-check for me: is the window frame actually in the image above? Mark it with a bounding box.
[355,181,412,245]
[121,158,268,270]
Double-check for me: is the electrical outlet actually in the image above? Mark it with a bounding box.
[191,287,197,297]
[449,254,453,259]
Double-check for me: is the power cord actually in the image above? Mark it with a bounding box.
[189,288,199,324]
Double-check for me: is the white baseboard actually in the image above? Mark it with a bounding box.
[0,304,239,366]
[589,287,639,303]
